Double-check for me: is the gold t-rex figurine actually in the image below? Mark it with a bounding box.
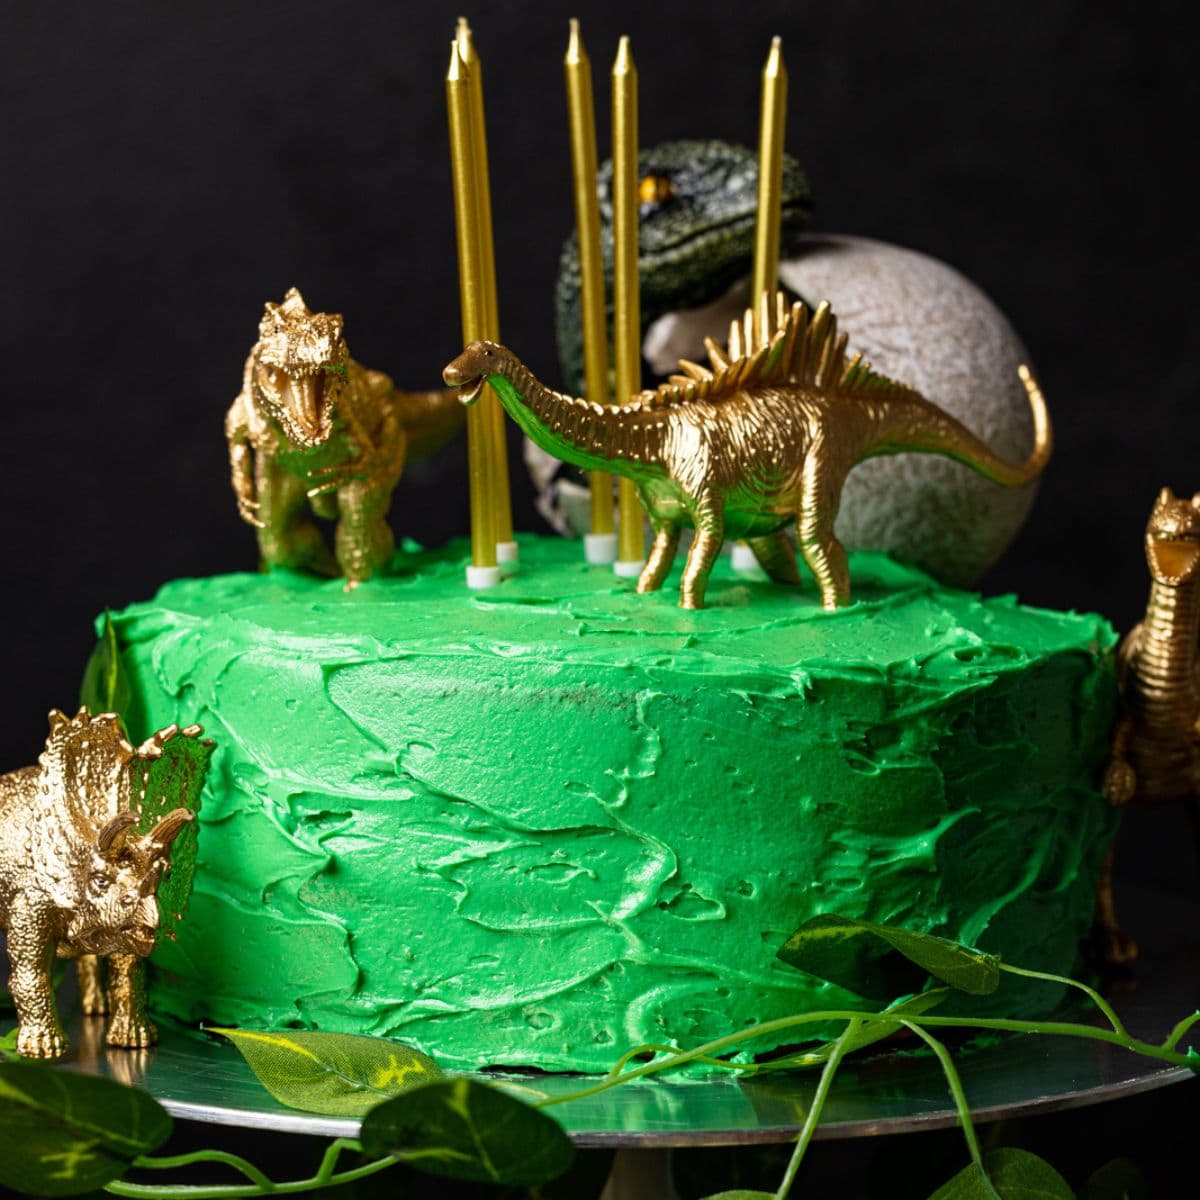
[1095,487,1200,964]
[226,288,465,587]
[444,291,1051,609]
[0,710,205,1058]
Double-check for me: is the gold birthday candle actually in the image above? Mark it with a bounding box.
[456,19,516,564]
[611,35,645,575]
[446,39,499,583]
[751,36,788,306]
[733,36,788,573]
[564,19,616,560]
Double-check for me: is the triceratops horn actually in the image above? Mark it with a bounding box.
[148,807,194,852]
[97,812,138,858]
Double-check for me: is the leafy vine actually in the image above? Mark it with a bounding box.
[0,917,1193,1198]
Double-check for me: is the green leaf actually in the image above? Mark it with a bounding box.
[777,914,1000,999]
[79,614,129,717]
[213,1027,443,1117]
[360,1076,574,1186]
[0,1062,171,1196]
[929,1148,1074,1199]
[136,731,214,942]
[1079,1158,1146,1200]
[696,1192,775,1199]
[0,1026,19,1059]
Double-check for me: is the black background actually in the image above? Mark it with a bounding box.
[1,1,1197,1194]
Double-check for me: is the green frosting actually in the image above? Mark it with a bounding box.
[101,535,1119,1074]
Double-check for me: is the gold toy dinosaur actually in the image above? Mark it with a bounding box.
[226,288,465,587]
[1095,487,1200,964]
[0,710,205,1057]
[444,291,1051,609]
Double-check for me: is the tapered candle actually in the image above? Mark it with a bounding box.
[751,36,788,309]
[446,41,499,586]
[456,19,516,566]
[564,19,616,563]
[733,35,788,575]
[611,35,645,577]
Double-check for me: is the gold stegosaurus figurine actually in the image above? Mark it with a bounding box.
[226,288,464,587]
[0,709,206,1058]
[444,291,1052,609]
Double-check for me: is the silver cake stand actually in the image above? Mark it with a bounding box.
[54,887,1200,1198]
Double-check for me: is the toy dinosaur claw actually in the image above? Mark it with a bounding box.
[137,724,180,759]
[1102,759,1137,806]
[16,1023,68,1059]
[106,1013,158,1050]
[236,494,265,529]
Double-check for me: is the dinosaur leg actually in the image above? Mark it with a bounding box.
[336,478,396,588]
[637,521,681,593]
[797,457,850,610]
[1090,843,1138,968]
[7,897,66,1058]
[77,954,107,1016]
[105,954,156,1049]
[746,531,801,586]
[255,460,337,576]
[679,496,724,610]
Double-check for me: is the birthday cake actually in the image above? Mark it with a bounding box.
[98,535,1119,1074]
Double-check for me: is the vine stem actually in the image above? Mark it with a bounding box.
[773,1018,862,1199]
[129,1150,273,1190]
[1163,1010,1200,1052]
[997,962,1126,1037]
[536,1007,1197,1110]
[902,1021,1000,1200]
[106,1137,395,1200]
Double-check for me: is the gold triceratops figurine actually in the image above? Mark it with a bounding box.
[226,288,465,587]
[0,708,208,1058]
[1095,487,1200,964]
[444,291,1051,609]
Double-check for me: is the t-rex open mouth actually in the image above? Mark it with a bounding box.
[1149,535,1200,584]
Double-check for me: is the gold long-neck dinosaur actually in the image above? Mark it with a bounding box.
[1093,487,1200,965]
[444,291,1051,609]
[226,288,464,587]
[1110,488,1200,803]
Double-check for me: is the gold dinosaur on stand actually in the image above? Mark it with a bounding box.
[0,710,206,1058]
[1097,487,1200,964]
[226,288,465,587]
[444,291,1052,609]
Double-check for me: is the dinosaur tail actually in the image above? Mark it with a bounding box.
[393,388,468,460]
[890,365,1052,487]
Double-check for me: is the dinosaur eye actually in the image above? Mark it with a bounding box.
[638,174,675,206]
[89,872,111,894]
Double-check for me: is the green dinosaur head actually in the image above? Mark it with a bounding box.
[555,139,813,394]
[253,287,350,448]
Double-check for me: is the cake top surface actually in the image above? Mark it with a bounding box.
[112,534,1113,688]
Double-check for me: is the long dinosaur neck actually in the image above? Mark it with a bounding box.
[488,358,660,477]
[1133,573,1200,715]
